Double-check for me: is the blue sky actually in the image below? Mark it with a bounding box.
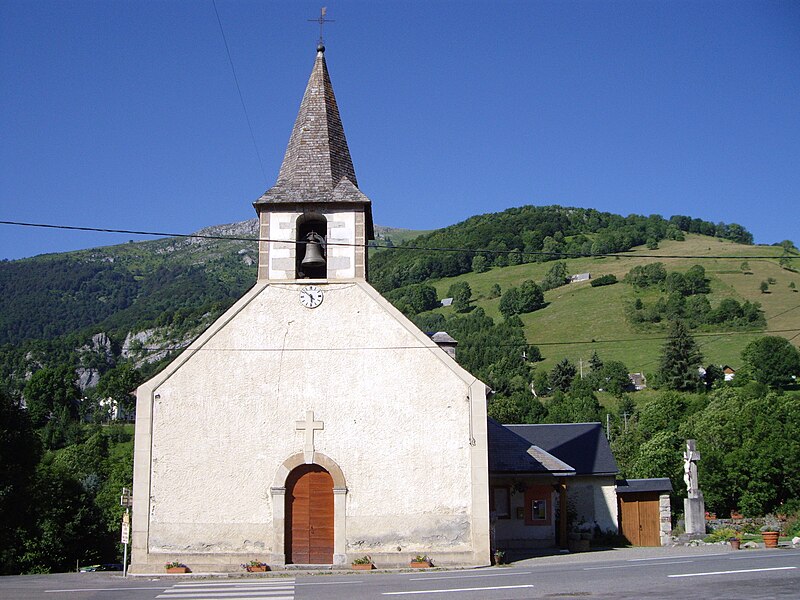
[2,0,799,260]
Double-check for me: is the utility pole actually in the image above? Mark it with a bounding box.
[606,413,610,440]
[622,412,630,433]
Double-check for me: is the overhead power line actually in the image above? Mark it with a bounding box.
[1,219,796,261]
[131,327,800,355]
[211,0,268,185]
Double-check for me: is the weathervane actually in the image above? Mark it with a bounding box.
[308,7,334,50]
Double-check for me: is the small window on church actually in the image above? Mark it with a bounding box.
[524,485,552,526]
[490,486,510,519]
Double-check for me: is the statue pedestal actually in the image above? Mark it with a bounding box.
[684,494,706,535]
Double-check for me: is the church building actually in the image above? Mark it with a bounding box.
[129,44,492,572]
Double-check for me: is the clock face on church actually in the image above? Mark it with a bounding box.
[299,285,324,308]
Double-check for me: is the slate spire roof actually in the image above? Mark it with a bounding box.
[255,46,371,211]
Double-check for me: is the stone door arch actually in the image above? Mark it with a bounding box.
[270,452,347,566]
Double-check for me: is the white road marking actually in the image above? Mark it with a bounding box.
[165,585,294,591]
[728,553,789,560]
[628,552,728,561]
[409,570,533,581]
[160,597,294,600]
[158,593,293,598]
[294,580,364,586]
[45,587,166,593]
[383,584,535,595]
[158,579,295,600]
[668,566,797,578]
[585,560,694,570]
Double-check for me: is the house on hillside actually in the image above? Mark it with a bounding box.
[488,420,618,550]
[627,372,647,391]
[569,273,591,283]
[723,365,736,381]
[427,331,458,359]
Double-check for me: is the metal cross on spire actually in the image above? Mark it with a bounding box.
[308,7,334,50]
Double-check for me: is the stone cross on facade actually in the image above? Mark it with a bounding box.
[296,410,324,462]
[683,439,701,498]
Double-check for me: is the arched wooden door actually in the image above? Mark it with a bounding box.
[285,464,334,564]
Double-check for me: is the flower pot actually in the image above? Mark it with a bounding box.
[729,539,741,550]
[568,539,590,552]
[410,561,432,568]
[246,565,268,572]
[352,563,374,570]
[166,566,188,574]
[762,531,779,548]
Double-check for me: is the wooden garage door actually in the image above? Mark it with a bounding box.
[286,464,334,564]
[619,492,660,547]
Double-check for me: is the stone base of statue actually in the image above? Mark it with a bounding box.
[684,494,706,536]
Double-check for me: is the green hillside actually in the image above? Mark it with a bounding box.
[425,234,798,374]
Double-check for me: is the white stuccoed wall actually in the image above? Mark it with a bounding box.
[131,281,490,571]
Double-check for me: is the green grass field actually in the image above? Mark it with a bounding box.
[428,235,799,375]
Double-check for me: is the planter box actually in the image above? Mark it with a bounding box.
[410,561,432,568]
[166,567,188,574]
[568,539,590,552]
[351,563,374,570]
[246,565,268,572]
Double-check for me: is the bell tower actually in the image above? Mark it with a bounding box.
[253,44,374,282]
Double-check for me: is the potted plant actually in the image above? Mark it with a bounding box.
[241,560,268,572]
[493,550,505,565]
[410,554,432,568]
[351,555,374,570]
[729,537,741,550]
[761,514,781,548]
[165,561,188,574]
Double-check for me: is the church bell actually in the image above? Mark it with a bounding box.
[301,235,326,269]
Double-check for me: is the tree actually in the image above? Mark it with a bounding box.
[703,364,724,391]
[471,255,489,273]
[595,361,630,397]
[447,282,472,313]
[588,351,603,374]
[22,365,80,426]
[657,320,702,391]
[687,388,800,515]
[94,363,142,420]
[488,283,501,298]
[684,265,710,295]
[760,281,769,293]
[545,381,603,423]
[740,336,800,388]
[550,358,577,392]
[0,391,41,574]
[541,261,567,291]
[499,287,520,319]
[517,280,544,313]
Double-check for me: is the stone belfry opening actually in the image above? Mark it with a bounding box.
[296,214,327,279]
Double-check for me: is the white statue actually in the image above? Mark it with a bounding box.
[683,439,701,498]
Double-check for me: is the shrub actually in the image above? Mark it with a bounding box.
[591,274,618,287]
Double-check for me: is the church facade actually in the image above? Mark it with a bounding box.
[129,46,491,572]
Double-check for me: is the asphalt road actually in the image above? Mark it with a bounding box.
[2,547,798,600]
